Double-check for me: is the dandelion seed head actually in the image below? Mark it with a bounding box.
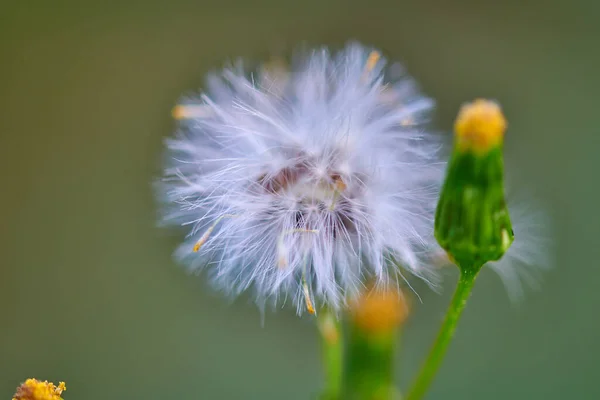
[159,43,444,313]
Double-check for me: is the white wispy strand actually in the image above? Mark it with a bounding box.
[488,194,554,302]
[430,193,553,302]
[159,43,443,313]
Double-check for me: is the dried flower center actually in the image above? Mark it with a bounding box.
[257,159,361,238]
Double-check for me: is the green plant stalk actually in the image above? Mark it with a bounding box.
[342,324,398,399]
[318,309,343,399]
[406,268,478,400]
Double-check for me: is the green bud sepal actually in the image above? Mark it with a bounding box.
[435,145,513,271]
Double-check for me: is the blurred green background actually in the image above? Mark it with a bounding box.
[1,1,598,399]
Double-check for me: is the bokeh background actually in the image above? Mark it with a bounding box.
[1,1,598,399]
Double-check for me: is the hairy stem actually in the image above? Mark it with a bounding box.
[406,269,478,400]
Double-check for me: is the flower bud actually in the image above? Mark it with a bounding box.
[343,286,408,399]
[434,99,513,272]
[349,286,409,335]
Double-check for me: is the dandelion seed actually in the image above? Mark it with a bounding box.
[303,276,316,315]
[192,214,237,252]
[158,42,443,313]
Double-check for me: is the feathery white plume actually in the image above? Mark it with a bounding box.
[488,194,553,301]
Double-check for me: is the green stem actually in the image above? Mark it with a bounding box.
[406,269,478,400]
[342,324,397,399]
[318,309,343,399]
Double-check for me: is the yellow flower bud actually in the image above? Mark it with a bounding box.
[350,286,409,334]
[454,99,507,154]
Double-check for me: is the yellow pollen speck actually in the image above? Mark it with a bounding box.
[13,379,66,400]
[454,99,507,153]
[193,226,214,252]
[329,177,347,210]
[350,285,409,333]
[192,236,207,252]
[192,214,237,253]
[277,253,288,269]
[365,51,381,73]
[172,104,212,120]
[401,117,414,126]
[333,177,347,192]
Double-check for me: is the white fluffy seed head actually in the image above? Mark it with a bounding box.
[159,43,444,313]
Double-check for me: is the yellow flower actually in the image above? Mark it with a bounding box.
[454,99,507,154]
[350,286,409,334]
[12,379,66,400]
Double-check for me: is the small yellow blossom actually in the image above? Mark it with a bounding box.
[350,286,409,334]
[454,99,507,154]
[12,379,66,400]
